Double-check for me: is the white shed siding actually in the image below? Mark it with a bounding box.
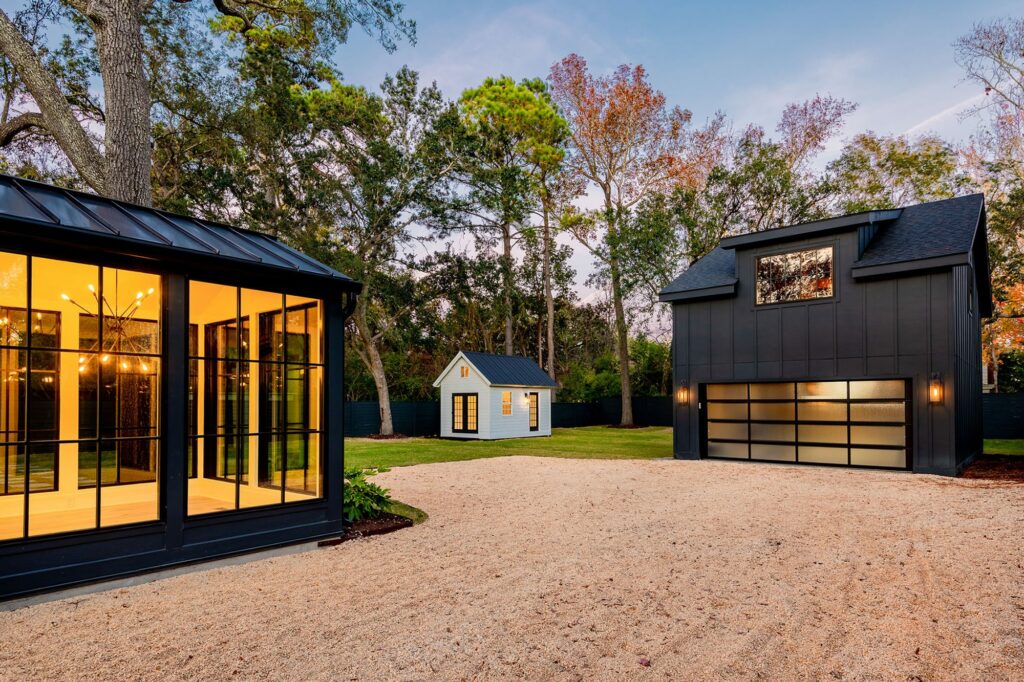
[438,360,490,439]
[485,387,551,439]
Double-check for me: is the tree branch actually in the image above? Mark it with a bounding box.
[0,9,106,192]
[0,111,44,145]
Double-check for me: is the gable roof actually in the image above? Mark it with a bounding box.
[657,245,737,301]
[852,194,984,269]
[659,194,988,306]
[0,174,357,291]
[434,351,558,388]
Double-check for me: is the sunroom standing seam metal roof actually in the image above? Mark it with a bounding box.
[0,174,354,284]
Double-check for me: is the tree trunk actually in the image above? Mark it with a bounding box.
[353,297,395,436]
[502,222,514,355]
[609,249,633,426]
[542,200,556,382]
[91,0,153,206]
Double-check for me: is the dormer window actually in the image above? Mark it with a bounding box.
[756,246,834,305]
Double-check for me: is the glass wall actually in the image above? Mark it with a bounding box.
[187,281,322,516]
[0,252,161,541]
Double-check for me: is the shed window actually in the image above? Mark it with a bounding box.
[756,246,833,305]
[0,253,162,541]
[460,366,469,378]
[501,391,512,416]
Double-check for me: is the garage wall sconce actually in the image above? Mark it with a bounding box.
[928,373,943,404]
[676,385,689,404]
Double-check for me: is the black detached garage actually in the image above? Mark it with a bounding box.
[0,175,358,598]
[659,195,991,476]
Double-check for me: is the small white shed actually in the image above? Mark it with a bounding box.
[433,351,557,440]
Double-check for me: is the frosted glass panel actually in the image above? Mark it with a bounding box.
[751,423,794,442]
[708,441,747,458]
[799,446,848,464]
[749,383,794,399]
[708,422,747,440]
[798,401,847,422]
[849,380,905,400]
[850,402,904,422]
[750,402,794,420]
[708,402,747,420]
[707,384,746,400]
[753,444,796,461]
[851,425,905,446]
[799,424,848,444]
[797,381,846,400]
[851,448,905,467]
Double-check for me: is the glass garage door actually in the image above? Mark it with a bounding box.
[703,380,909,469]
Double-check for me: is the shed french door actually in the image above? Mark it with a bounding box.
[702,379,910,469]
[528,393,539,431]
[452,393,478,434]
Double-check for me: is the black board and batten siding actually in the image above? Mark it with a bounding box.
[671,225,976,475]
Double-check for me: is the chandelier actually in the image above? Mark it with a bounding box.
[62,283,157,374]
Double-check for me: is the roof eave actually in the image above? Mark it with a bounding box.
[658,281,737,303]
[851,253,969,280]
[719,209,902,250]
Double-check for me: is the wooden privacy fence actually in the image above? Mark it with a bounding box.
[983,393,1024,439]
[344,395,1021,438]
[344,396,674,437]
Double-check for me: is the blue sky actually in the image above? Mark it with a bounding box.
[339,0,1019,151]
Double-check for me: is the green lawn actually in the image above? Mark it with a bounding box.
[345,426,673,470]
[985,439,1024,456]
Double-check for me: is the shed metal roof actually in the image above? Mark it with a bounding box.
[460,351,558,387]
[0,174,356,288]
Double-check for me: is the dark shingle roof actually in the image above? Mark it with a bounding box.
[0,174,355,286]
[658,246,736,298]
[853,194,984,268]
[462,351,558,387]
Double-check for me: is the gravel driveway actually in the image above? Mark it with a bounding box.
[2,457,1023,680]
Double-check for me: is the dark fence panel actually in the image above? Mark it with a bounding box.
[596,395,673,427]
[345,401,440,437]
[344,397,673,435]
[983,394,1024,439]
[550,402,601,428]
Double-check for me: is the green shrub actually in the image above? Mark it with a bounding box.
[343,467,392,523]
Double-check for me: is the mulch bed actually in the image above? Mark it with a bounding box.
[961,455,1024,483]
[366,433,409,440]
[318,513,413,546]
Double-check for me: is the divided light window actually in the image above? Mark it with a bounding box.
[186,281,323,516]
[0,253,162,541]
[501,391,512,416]
[756,246,834,305]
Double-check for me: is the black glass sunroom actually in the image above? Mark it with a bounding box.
[0,175,359,599]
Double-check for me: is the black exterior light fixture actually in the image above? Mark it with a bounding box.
[928,373,943,405]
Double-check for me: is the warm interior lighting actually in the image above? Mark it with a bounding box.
[928,373,943,404]
[677,385,689,404]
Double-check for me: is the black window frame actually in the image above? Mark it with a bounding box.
[451,393,478,434]
[754,245,836,306]
[528,392,539,432]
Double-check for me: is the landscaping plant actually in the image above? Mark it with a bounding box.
[343,467,393,523]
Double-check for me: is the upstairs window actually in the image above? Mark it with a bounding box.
[501,391,512,416]
[756,246,834,305]
[460,365,469,378]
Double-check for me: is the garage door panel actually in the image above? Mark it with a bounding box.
[798,446,848,465]
[750,403,794,420]
[704,380,910,469]
[751,423,795,442]
[708,441,748,458]
[851,448,905,467]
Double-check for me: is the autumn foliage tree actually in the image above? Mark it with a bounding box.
[549,54,721,425]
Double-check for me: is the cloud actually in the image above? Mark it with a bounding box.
[904,92,985,136]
